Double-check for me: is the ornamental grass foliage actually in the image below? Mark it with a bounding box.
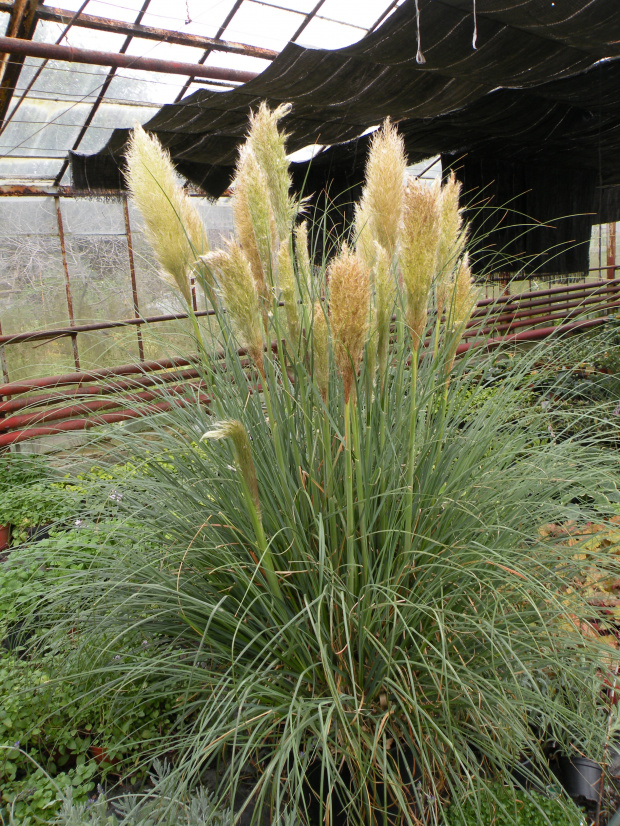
[31,107,620,825]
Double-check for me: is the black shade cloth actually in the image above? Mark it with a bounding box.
[72,0,620,275]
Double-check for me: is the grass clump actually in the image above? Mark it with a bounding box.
[19,108,620,826]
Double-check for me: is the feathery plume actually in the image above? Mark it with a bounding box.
[278,240,300,348]
[201,420,260,514]
[400,177,441,350]
[295,221,313,300]
[353,201,375,271]
[450,253,477,332]
[445,253,478,373]
[374,242,396,388]
[328,246,371,403]
[311,302,329,401]
[436,172,467,318]
[232,145,277,299]
[125,125,208,307]
[202,243,265,376]
[360,118,407,259]
[246,102,295,243]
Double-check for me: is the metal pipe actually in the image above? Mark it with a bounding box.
[0,308,217,345]
[123,196,144,361]
[475,277,620,308]
[0,397,212,447]
[0,383,210,431]
[0,35,260,82]
[0,366,203,413]
[456,316,610,356]
[0,2,279,60]
[55,196,80,370]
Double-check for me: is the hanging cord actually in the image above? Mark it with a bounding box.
[472,0,478,49]
[415,0,426,64]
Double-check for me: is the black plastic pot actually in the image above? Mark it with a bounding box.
[557,755,602,802]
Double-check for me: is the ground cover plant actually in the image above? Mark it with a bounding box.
[14,107,620,825]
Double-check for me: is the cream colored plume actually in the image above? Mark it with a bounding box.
[355,119,407,265]
[295,221,313,300]
[246,102,295,243]
[202,243,265,377]
[450,253,477,332]
[232,144,277,299]
[436,172,467,318]
[277,240,300,347]
[400,177,441,350]
[311,301,329,401]
[125,125,208,307]
[445,253,478,373]
[374,242,396,388]
[201,420,260,514]
[328,245,371,403]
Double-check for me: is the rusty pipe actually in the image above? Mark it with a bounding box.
[0,35,259,82]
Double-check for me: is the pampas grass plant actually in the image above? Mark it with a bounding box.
[28,110,620,826]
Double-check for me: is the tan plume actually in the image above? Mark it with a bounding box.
[278,240,300,348]
[125,125,208,307]
[357,118,407,260]
[436,172,467,318]
[311,301,329,401]
[400,177,441,350]
[202,243,265,377]
[246,102,295,243]
[201,420,261,514]
[328,245,371,403]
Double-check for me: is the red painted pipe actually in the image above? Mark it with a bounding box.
[456,316,610,355]
[0,35,259,83]
[0,367,204,414]
[0,383,209,431]
[0,396,212,448]
[475,278,620,308]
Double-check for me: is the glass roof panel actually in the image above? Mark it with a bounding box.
[67,0,148,24]
[265,0,318,11]
[222,2,305,51]
[203,50,272,74]
[0,99,90,156]
[1,0,400,184]
[77,101,162,153]
[0,157,63,182]
[295,16,365,49]
[0,11,9,36]
[140,0,240,38]
[318,0,396,30]
[34,19,126,52]
[106,69,188,104]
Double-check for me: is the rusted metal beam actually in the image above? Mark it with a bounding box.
[607,222,617,280]
[0,1,278,60]
[54,196,80,370]
[0,36,260,82]
[0,308,217,345]
[0,0,38,127]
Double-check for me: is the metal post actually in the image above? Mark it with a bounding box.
[55,196,80,370]
[0,319,9,384]
[607,222,616,280]
[123,196,144,361]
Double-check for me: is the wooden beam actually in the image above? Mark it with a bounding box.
[0,0,278,60]
[0,0,38,126]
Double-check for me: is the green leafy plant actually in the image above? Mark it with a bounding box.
[444,781,584,826]
[26,108,620,826]
[54,762,232,825]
